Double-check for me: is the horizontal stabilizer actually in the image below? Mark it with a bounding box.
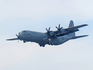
[6,38,19,41]
[71,35,88,39]
[66,24,88,31]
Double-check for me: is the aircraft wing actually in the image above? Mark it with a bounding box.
[6,38,19,41]
[54,24,88,37]
[45,23,88,37]
[65,24,88,31]
[56,29,79,37]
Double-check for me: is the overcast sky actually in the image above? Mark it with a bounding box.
[0,0,93,70]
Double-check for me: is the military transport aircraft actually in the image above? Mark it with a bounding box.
[7,20,88,47]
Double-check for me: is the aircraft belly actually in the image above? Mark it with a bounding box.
[49,36,69,45]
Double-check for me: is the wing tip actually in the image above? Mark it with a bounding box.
[84,24,88,26]
[85,35,89,37]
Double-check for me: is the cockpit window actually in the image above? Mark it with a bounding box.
[22,31,27,33]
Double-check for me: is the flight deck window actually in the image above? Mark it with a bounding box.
[22,31,27,33]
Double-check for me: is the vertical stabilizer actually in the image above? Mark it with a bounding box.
[69,20,74,28]
[69,20,75,37]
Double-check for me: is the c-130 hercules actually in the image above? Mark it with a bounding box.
[7,20,88,47]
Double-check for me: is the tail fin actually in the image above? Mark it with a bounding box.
[69,20,74,28]
[69,20,75,37]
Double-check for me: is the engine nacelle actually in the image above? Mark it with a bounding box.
[60,29,66,33]
[49,31,55,36]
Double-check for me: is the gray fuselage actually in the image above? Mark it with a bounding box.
[18,30,72,46]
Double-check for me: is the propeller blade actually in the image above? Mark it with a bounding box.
[49,27,51,31]
[18,40,19,43]
[46,27,51,32]
[46,28,48,31]
[16,34,18,37]
[58,24,60,28]
[56,26,58,29]
[61,27,63,29]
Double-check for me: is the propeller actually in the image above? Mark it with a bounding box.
[16,32,20,38]
[46,27,55,36]
[56,24,63,31]
[16,34,19,42]
[46,27,51,32]
[6,33,20,41]
[16,33,21,42]
[18,40,19,43]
